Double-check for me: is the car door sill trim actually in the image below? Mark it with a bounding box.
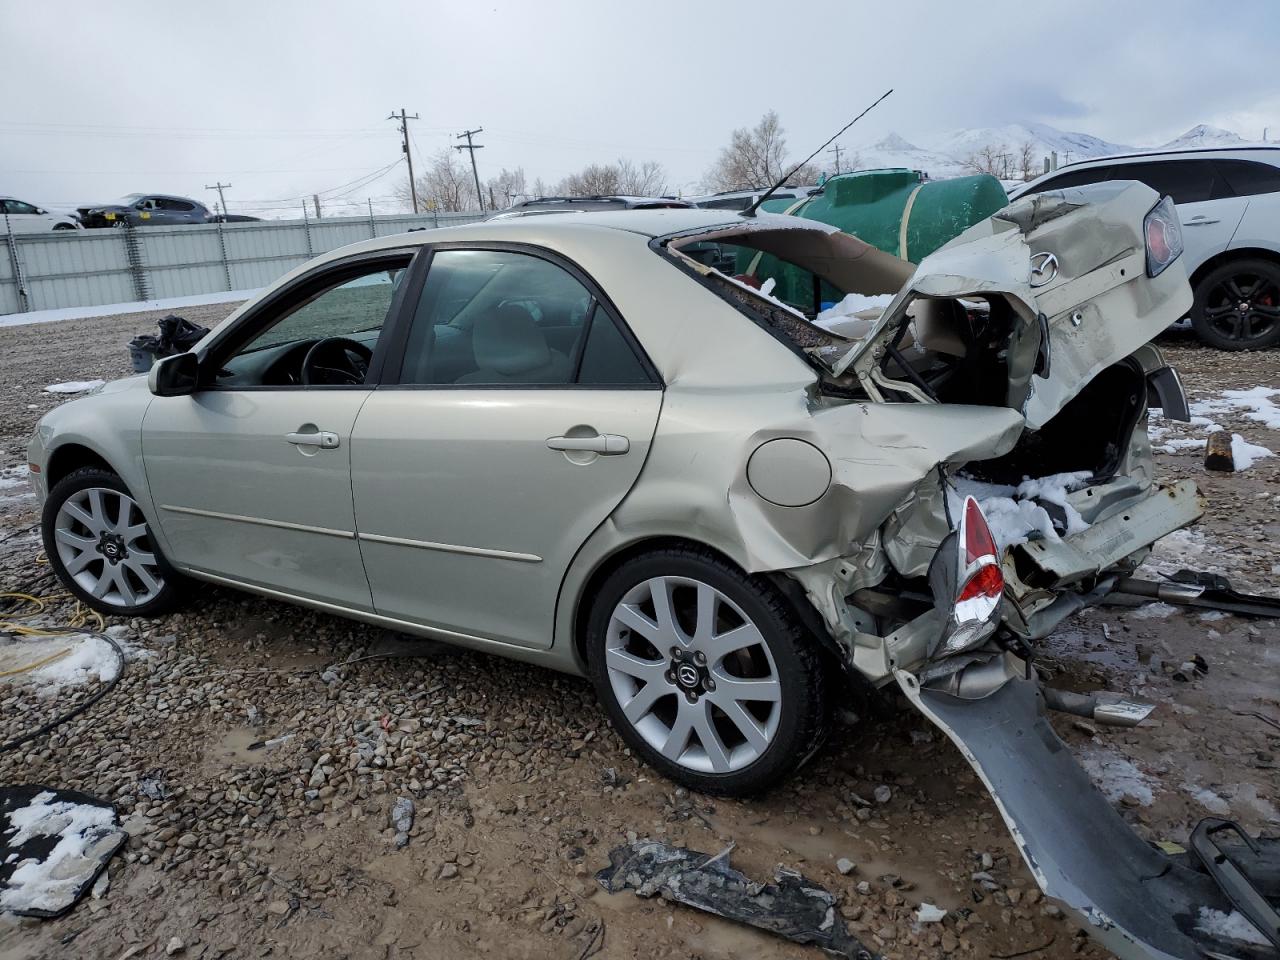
[178,568,555,655]
[160,504,354,539]
[357,531,542,563]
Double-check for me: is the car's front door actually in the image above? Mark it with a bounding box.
[350,245,663,648]
[0,199,52,233]
[141,251,416,607]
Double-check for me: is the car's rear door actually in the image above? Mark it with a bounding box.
[350,243,663,649]
[141,250,417,608]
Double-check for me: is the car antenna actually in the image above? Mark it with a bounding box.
[740,88,894,218]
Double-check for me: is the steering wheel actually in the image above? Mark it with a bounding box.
[301,337,374,386]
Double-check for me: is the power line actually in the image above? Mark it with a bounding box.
[388,109,420,213]
[454,127,485,211]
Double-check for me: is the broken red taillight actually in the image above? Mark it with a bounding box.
[942,496,1005,655]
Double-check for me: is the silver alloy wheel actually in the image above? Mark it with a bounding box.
[605,576,782,774]
[53,486,164,608]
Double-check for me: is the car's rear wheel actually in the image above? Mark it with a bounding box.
[1190,259,1280,350]
[41,467,184,617]
[585,547,828,796]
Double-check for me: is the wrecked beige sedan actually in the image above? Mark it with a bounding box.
[31,190,1277,959]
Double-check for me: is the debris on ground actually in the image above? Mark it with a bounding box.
[596,840,879,959]
[390,796,414,849]
[0,786,126,917]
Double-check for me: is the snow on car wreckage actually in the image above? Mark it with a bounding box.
[663,182,1280,960]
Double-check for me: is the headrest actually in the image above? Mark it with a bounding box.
[471,303,550,375]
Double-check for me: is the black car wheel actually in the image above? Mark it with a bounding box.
[1191,259,1280,351]
[585,546,829,796]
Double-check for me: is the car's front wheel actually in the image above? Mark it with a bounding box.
[1190,258,1280,350]
[585,547,828,796]
[42,467,184,617]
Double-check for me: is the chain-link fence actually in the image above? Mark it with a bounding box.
[0,209,489,316]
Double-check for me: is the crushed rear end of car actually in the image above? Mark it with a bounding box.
[657,184,1280,960]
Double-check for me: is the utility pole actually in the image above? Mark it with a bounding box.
[455,127,485,212]
[313,194,322,219]
[205,181,232,219]
[387,108,420,213]
[826,143,844,175]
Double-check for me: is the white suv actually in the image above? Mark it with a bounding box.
[0,196,81,233]
[1011,147,1280,350]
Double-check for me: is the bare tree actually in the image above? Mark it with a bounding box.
[705,111,789,191]
[1017,141,1037,181]
[962,142,1013,179]
[486,167,527,208]
[703,111,831,191]
[555,158,669,197]
[615,158,669,196]
[396,148,478,212]
[530,176,552,199]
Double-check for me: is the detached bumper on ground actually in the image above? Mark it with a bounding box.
[897,662,1280,960]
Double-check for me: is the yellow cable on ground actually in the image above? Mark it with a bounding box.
[0,647,71,677]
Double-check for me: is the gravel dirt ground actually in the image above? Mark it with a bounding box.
[0,305,1276,960]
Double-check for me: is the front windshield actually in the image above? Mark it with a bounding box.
[112,194,145,205]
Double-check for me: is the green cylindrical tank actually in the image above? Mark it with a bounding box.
[739,168,1008,310]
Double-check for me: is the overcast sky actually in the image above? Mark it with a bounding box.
[3,0,1277,214]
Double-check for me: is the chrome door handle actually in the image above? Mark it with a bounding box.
[286,431,340,449]
[546,434,629,455]
[1182,218,1219,226]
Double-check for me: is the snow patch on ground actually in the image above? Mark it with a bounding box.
[1192,386,1280,430]
[1230,433,1274,470]
[0,791,120,915]
[0,629,143,692]
[1130,602,1179,620]
[1195,907,1270,946]
[0,289,256,328]
[1080,748,1155,806]
[43,380,105,395]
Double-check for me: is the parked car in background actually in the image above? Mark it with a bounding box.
[0,196,81,232]
[687,186,819,211]
[209,213,262,223]
[77,194,212,228]
[1011,146,1280,350]
[502,195,692,214]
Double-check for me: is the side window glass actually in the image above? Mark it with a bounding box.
[6,200,39,215]
[215,260,408,388]
[1215,159,1280,197]
[1110,161,1215,204]
[576,305,651,385]
[1031,167,1111,192]
[400,249,593,385]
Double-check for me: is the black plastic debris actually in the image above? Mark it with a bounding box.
[127,314,212,373]
[596,840,879,960]
[1,785,127,918]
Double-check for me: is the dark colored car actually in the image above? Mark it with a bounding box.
[77,194,212,228]
[209,213,262,223]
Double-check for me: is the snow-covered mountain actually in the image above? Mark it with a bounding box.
[1157,124,1251,151]
[839,121,1264,181]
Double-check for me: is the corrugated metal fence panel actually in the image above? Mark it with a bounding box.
[19,229,137,310]
[0,211,498,316]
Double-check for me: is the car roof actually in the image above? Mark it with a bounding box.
[1012,145,1280,198]
[1047,145,1279,171]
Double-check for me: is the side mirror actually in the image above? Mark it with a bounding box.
[149,353,200,397]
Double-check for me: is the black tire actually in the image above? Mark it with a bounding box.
[52,223,75,231]
[1190,258,1280,351]
[41,467,186,617]
[584,546,828,796]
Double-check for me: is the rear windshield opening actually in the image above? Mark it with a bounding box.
[663,223,913,352]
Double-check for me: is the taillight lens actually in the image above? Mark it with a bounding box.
[1143,195,1183,277]
[941,496,1005,655]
